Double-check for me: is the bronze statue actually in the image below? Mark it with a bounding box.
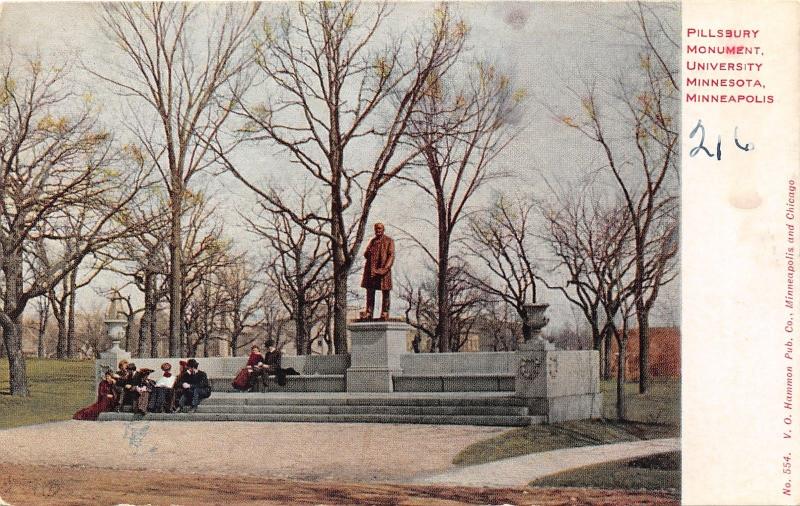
[360,222,394,320]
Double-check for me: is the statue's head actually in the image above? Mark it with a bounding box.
[374,222,385,237]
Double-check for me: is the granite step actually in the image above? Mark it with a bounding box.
[193,404,530,416]
[98,411,541,426]
[203,393,527,407]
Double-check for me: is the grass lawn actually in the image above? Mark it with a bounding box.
[530,451,681,492]
[601,379,680,425]
[453,379,679,467]
[0,358,95,430]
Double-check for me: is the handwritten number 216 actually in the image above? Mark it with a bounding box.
[689,120,754,161]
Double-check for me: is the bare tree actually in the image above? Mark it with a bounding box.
[99,184,171,357]
[214,2,467,353]
[400,59,522,352]
[556,3,679,393]
[399,261,489,352]
[44,255,106,359]
[177,198,236,355]
[0,52,146,395]
[96,3,261,356]
[248,192,332,355]
[215,257,264,355]
[466,195,540,344]
[34,296,49,358]
[539,187,636,379]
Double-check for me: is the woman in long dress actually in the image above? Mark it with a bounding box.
[232,346,264,391]
[73,371,118,420]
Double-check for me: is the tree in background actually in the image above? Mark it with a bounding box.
[557,2,679,392]
[0,52,146,395]
[215,2,467,353]
[401,59,523,352]
[97,3,261,356]
[399,261,490,352]
[466,195,539,343]
[248,194,332,356]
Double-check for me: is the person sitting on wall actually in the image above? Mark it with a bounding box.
[117,362,138,412]
[178,359,211,413]
[258,339,286,387]
[232,345,264,392]
[74,370,118,420]
[132,368,155,415]
[113,359,129,401]
[257,340,300,387]
[148,362,177,413]
[171,360,189,412]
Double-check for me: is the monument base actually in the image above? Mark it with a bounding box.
[346,367,401,392]
[515,346,601,422]
[346,320,410,393]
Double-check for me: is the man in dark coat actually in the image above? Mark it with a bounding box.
[360,222,394,320]
[117,362,139,412]
[178,359,211,412]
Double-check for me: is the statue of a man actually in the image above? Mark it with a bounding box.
[360,222,394,320]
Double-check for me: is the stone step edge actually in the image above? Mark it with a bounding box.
[194,405,530,415]
[203,397,528,407]
[97,412,542,426]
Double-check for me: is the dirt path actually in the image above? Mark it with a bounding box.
[0,420,501,483]
[0,464,679,505]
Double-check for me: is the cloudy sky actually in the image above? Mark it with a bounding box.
[0,2,680,332]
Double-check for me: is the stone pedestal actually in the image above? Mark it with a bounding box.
[346,320,409,392]
[96,338,131,385]
[516,340,602,422]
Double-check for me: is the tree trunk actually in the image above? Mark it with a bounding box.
[150,287,159,358]
[55,300,67,360]
[4,319,29,396]
[634,240,650,393]
[295,298,307,356]
[603,327,613,380]
[53,279,67,359]
[231,326,239,356]
[436,230,451,353]
[65,266,78,358]
[332,249,349,355]
[139,272,153,357]
[3,249,29,396]
[637,310,649,393]
[615,331,627,420]
[37,298,49,358]
[168,190,183,357]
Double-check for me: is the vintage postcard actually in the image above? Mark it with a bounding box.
[0,1,795,505]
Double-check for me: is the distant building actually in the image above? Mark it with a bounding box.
[610,327,681,379]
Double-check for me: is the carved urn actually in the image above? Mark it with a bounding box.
[522,303,550,341]
[104,294,128,348]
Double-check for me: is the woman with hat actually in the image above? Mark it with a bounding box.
[74,370,118,420]
[149,362,177,413]
[232,345,265,392]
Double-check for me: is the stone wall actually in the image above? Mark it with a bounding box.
[399,352,518,375]
[126,354,351,379]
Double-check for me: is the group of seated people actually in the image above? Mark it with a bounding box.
[232,339,295,391]
[73,358,212,420]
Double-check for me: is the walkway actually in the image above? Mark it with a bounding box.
[0,420,502,483]
[412,437,680,487]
